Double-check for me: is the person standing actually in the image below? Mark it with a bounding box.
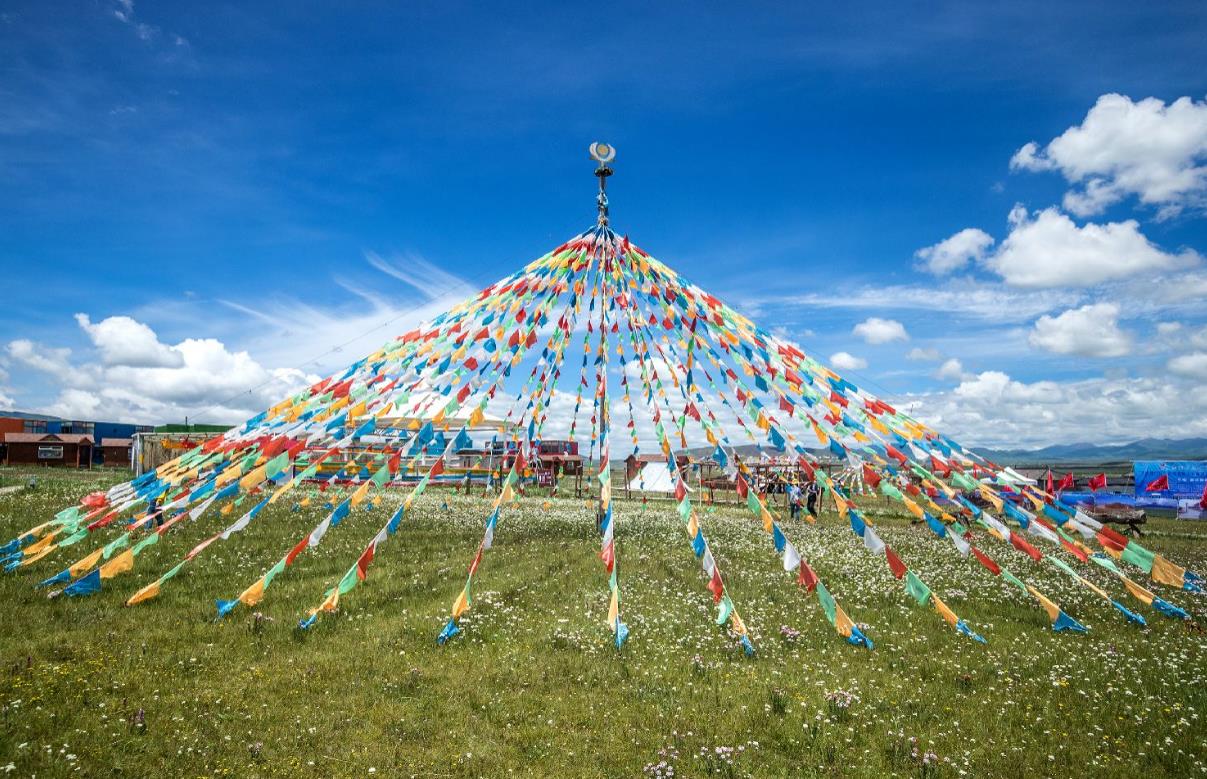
[788,482,802,521]
[805,479,820,519]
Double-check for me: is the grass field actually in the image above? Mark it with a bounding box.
[0,465,1205,777]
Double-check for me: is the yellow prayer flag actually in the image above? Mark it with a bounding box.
[932,594,959,627]
[70,548,104,578]
[239,577,266,607]
[99,548,135,579]
[1151,555,1187,588]
[349,480,373,508]
[1027,586,1061,622]
[1122,577,1154,605]
[126,580,161,606]
[23,531,58,555]
[452,589,470,619]
[319,588,340,614]
[834,605,856,638]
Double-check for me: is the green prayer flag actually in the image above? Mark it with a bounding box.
[337,566,360,595]
[103,533,131,558]
[58,529,89,547]
[132,532,160,554]
[905,571,931,606]
[716,596,734,625]
[1090,554,1122,575]
[1000,568,1028,593]
[1121,543,1156,574]
[262,557,288,588]
[816,581,838,625]
[1047,556,1079,578]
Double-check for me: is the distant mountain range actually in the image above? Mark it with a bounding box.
[684,438,1207,466]
[974,438,1207,465]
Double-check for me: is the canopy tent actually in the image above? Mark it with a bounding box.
[2,143,1200,656]
[628,462,676,493]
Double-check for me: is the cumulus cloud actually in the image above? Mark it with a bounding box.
[915,228,995,275]
[986,205,1199,288]
[934,357,967,381]
[74,313,183,368]
[906,347,941,361]
[852,317,909,344]
[1011,94,1207,218]
[1028,302,1132,357]
[7,316,318,424]
[7,340,74,380]
[829,351,867,371]
[1169,352,1207,380]
[911,370,1207,448]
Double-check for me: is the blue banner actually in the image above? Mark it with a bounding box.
[1134,461,1207,507]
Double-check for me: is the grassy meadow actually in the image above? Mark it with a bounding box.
[0,465,1205,777]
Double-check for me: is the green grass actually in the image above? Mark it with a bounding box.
[0,465,1205,777]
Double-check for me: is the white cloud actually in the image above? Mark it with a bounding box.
[1156,321,1183,336]
[986,205,1199,288]
[218,253,477,375]
[6,340,74,380]
[934,357,966,381]
[1169,352,1207,380]
[747,280,1074,324]
[829,351,867,371]
[852,317,909,344]
[1011,94,1207,218]
[74,313,184,368]
[910,370,1207,448]
[8,320,318,425]
[914,228,994,274]
[2,253,485,425]
[906,347,941,361]
[1028,302,1132,357]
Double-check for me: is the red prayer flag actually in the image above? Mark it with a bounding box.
[885,547,907,579]
[1059,535,1089,562]
[1088,473,1107,491]
[707,569,724,602]
[862,464,881,489]
[285,536,309,565]
[971,546,1001,576]
[355,544,375,580]
[1010,533,1043,561]
[797,560,819,591]
[1057,473,1074,492]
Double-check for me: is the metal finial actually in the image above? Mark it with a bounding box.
[589,142,615,226]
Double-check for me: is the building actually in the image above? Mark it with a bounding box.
[2,432,94,467]
[100,438,134,467]
[0,412,153,464]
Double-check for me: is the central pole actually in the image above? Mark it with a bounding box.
[589,141,616,226]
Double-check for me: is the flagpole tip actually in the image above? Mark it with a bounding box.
[589,142,615,226]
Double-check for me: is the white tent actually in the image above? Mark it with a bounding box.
[627,462,676,493]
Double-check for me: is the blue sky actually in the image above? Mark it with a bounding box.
[1,1,1206,447]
